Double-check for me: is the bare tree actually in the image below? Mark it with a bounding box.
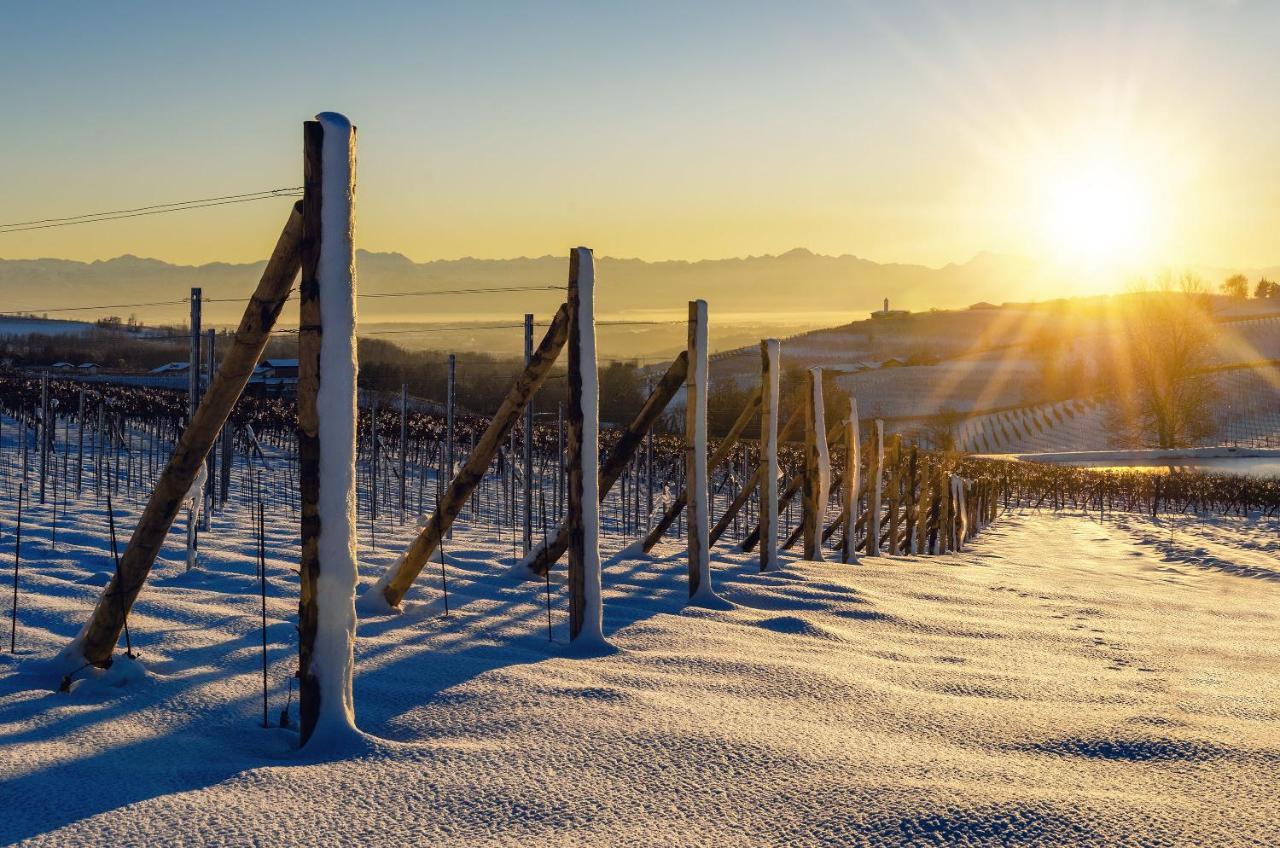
[1105,273,1219,448]
[1221,273,1249,299]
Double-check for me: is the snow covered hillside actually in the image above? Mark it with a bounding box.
[2,465,1278,844]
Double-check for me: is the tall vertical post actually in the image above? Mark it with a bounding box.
[189,288,202,426]
[686,299,715,599]
[868,419,884,556]
[39,373,49,505]
[446,353,455,539]
[298,112,360,748]
[75,388,85,498]
[566,248,604,645]
[219,422,232,506]
[802,367,829,561]
[399,383,408,524]
[203,328,216,529]
[841,397,860,564]
[523,314,534,554]
[759,339,781,572]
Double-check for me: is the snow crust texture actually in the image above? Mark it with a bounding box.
[3,465,1279,845]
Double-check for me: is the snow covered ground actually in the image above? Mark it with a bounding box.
[2,477,1279,844]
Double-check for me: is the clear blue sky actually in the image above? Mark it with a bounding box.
[3,1,1278,275]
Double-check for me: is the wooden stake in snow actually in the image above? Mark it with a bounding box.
[686,299,717,601]
[523,350,687,576]
[523,314,534,555]
[566,248,605,644]
[867,419,884,556]
[368,305,569,609]
[759,339,781,571]
[801,368,829,561]
[841,397,860,564]
[60,203,303,671]
[297,112,361,748]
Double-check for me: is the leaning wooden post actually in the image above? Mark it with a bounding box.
[866,419,884,556]
[58,204,303,671]
[759,339,781,572]
[523,350,687,576]
[297,112,361,748]
[566,248,605,645]
[710,403,800,547]
[686,300,717,601]
[641,384,762,552]
[801,367,829,561]
[840,396,860,564]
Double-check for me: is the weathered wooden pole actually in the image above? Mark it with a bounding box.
[566,248,605,644]
[367,305,570,608]
[686,299,717,601]
[840,397,860,564]
[202,327,216,529]
[38,373,48,505]
[75,388,85,498]
[759,339,781,571]
[59,205,303,671]
[801,367,829,561]
[399,383,408,524]
[641,384,761,553]
[886,433,901,554]
[297,112,361,748]
[188,288,202,424]
[523,351,687,576]
[522,313,534,555]
[866,419,884,556]
[446,353,455,538]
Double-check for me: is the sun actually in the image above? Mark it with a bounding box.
[1034,150,1157,270]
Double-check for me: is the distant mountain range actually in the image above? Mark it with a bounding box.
[3,249,1276,356]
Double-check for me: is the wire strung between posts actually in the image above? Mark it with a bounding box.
[0,188,303,233]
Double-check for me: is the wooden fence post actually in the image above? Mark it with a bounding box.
[759,339,781,571]
[59,204,303,672]
[686,300,715,600]
[840,397,860,564]
[566,248,604,644]
[801,367,829,561]
[866,420,884,556]
[297,112,360,748]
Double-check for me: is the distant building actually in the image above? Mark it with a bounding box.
[78,362,99,374]
[870,297,910,320]
[50,361,75,370]
[246,358,299,397]
[150,361,189,374]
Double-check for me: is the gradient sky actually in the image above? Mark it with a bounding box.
[3,1,1278,274]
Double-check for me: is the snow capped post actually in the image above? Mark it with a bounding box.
[566,248,605,646]
[297,113,361,748]
[801,367,829,561]
[686,299,717,602]
[867,419,884,556]
[759,339,781,572]
[841,396,860,564]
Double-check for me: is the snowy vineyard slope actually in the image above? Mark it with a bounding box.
[2,476,1278,846]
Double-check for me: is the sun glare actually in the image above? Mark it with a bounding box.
[1036,153,1155,268]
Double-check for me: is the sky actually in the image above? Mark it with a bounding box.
[2,0,1278,279]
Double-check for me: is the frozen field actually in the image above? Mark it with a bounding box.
[2,476,1278,846]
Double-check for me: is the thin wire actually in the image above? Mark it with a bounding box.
[0,299,187,317]
[0,190,302,234]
